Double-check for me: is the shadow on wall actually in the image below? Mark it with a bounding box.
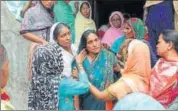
[1,1,30,110]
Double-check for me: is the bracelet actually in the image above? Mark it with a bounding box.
[77,63,84,70]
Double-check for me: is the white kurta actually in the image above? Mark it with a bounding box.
[61,44,77,78]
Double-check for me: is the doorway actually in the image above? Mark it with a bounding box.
[92,0,146,28]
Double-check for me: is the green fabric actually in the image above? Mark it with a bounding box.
[128,18,145,40]
[53,1,75,43]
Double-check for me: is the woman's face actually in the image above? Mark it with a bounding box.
[156,34,170,57]
[57,26,71,49]
[123,23,134,38]
[81,3,90,19]
[86,33,101,54]
[41,0,56,9]
[111,14,121,28]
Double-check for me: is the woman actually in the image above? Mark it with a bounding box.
[0,44,15,110]
[20,0,55,79]
[53,0,75,43]
[75,1,96,48]
[101,11,124,49]
[78,30,119,110]
[84,38,151,103]
[144,0,174,55]
[149,30,178,109]
[28,23,89,110]
[110,18,157,67]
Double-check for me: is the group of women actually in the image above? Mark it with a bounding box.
[3,0,178,110]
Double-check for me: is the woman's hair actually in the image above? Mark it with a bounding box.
[78,30,97,54]
[80,2,90,12]
[162,30,178,53]
[123,13,131,20]
[53,23,70,41]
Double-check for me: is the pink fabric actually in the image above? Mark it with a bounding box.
[101,11,124,47]
[149,58,178,107]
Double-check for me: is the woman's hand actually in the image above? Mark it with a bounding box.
[75,49,87,64]
[72,67,78,79]
[102,43,110,49]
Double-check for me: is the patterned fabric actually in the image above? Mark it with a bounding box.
[149,58,178,107]
[81,49,117,110]
[28,43,64,110]
[101,11,124,47]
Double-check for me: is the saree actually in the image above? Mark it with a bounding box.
[28,43,64,110]
[80,49,117,110]
[75,1,96,48]
[107,40,151,100]
[149,58,178,107]
[20,2,54,80]
[53,0,75,43]
[113,92,165,110]
[101,11,124,47]
[110,18,157,67]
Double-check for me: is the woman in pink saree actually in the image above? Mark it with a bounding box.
[149,30,178,109]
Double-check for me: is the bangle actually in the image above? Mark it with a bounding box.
[77,63,84,70]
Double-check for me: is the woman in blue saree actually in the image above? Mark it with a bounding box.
[78,30,119,110]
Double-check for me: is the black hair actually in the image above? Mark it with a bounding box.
[162,30,178,53]
[123,13,131,20]
[77,30,97,54]
[53,23,70,41]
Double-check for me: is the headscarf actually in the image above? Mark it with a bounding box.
[75,1,96,47]
[49,22,60,43]
[121,39,151,93]
[149,58,178,107]
[28,43,64,110]
[101,11,124,47]
[127,17,145,40]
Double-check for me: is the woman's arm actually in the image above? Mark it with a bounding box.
[22,33,47,44]
[88,82,115,101]
[1,60,9,88]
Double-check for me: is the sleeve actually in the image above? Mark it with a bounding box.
[59,69,89,96]
[110,37,125,54]
[20,10,34,34]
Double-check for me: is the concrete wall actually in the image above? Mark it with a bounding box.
[1,1,30,110]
